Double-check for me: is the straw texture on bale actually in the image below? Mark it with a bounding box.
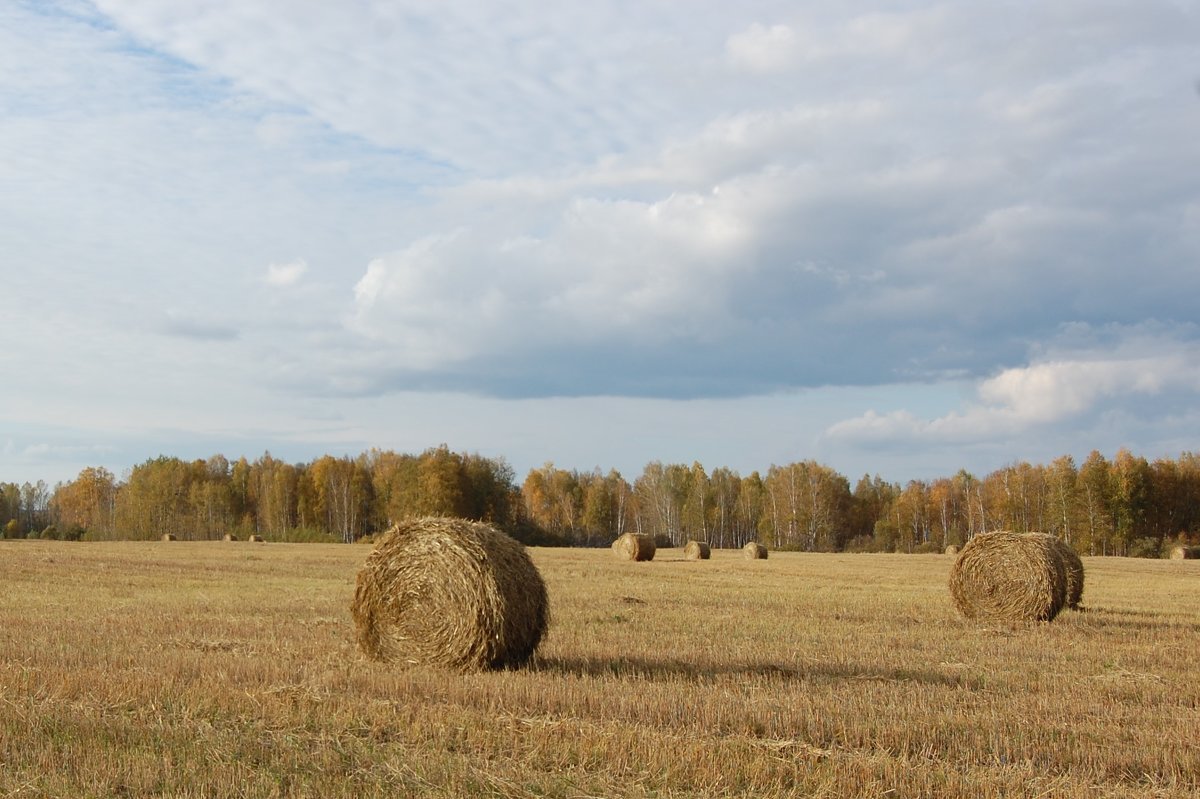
[949,531,1067,622]
[743,542,768,560]
[684,541,711,560]
[1031,533,1085,609]
[612,533,656,561]
[161,534,176,541]
[351,517,549,672]
[944,545,959,556]
[1169,545,1200,560]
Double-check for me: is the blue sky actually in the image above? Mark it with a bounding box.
[2,0,1199,487]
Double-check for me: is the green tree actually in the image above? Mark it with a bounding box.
[1111,448,1152,555]
[115,457,192,539]
[1077,451,1114,555]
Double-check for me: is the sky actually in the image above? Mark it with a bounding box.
[2,0,1199,489]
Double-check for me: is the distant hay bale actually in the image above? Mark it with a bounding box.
[612,533,656,562]
[351,517,549,672]
[1029,533,1085,609]
[944,545,959,556]
[949,531,1067,622]
[684,541,711,560]
[743,542,768,560]
[1169,545,1200,560]
[161,533,176,542]
[247,534,265,542]
[223,534,238,541]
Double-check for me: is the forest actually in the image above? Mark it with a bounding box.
[4,446,1200,556]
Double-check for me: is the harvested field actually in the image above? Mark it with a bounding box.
[1,541,1197,798]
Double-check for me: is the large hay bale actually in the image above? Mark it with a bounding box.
[743,541,768,560]
[247,534,265,542]
[684,541,711,560]
[944,544,959,556]
[1169,545,1200,560]
[161,533,176,541]
[351,517,549,672]
[612,533,656,561]
[223,534,238,541]
[1029,533,1085,609]
[949,531,1067,622]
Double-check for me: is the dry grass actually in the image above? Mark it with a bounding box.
[351,518,549,672]
[1,541,1198,798]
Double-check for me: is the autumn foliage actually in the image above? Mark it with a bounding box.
[8,447,1200,555]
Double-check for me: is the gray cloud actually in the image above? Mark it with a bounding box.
[159,313,239,342]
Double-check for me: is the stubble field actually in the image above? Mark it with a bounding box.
[0,540,1197,798]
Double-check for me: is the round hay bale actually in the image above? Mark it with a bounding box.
[944,545,959,556]
[683,541,711,560]
[247,534,265,542]
[351,517,549,672]
[223,533,238,541]
[949,531,1067,622]
[1029,533,1084,609]
[1169,545,1200,560]
[161,533,176,541]
[743,541,768,560]
[612,533,656,561]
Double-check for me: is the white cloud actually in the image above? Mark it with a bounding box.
[726,23,800,72]
[725,9,946,74]
[265,259,308,287]
[826,328,1200,445]
[349,184,758,369]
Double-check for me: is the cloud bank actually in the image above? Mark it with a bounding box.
[2,1,1199,484]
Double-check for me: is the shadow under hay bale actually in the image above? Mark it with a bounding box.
[161,534,176,541]
[1028,533,1085,609]
[949,531,1067,623]
[743,542,768,560]
[351,517,549,672]
[612,533,656,561]
[683,541,711,560]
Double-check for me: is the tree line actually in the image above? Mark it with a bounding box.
[4,446,1199,556]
